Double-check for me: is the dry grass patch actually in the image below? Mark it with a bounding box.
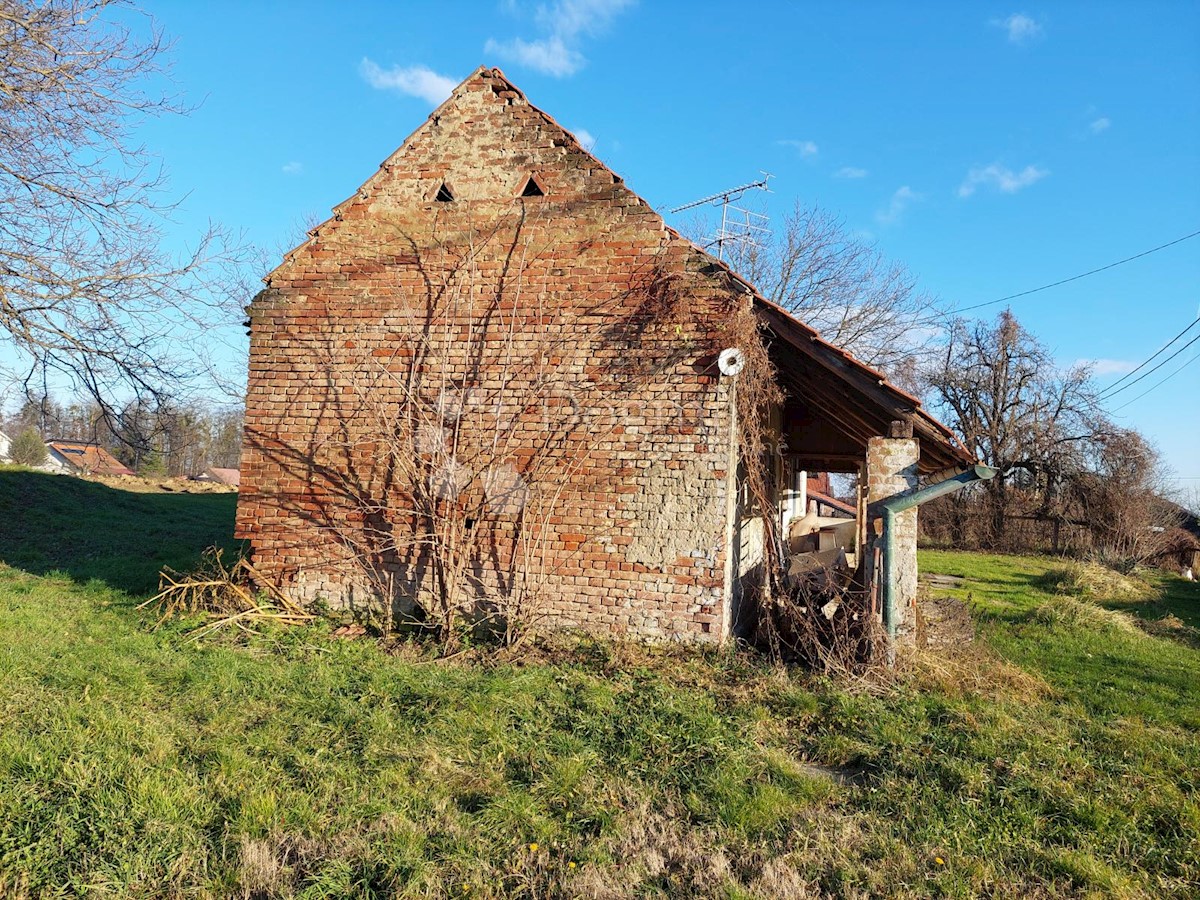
[1032,595,1143,635]
[1039,560,1154,603]
[900,640,1055,702]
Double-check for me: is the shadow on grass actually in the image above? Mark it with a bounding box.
[0,468,239,598]
[1101,575,1200,626]
[919,551,1058,624]
[1097,575,1200,650]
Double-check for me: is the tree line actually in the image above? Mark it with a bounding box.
[920,310,1186,568]
[3,394,243,478]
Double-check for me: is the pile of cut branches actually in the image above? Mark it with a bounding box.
[139,548,313,638]
[753,557,884,676]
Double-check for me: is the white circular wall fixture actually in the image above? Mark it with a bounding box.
[718,347,745,376]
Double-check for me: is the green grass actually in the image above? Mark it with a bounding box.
[0,469,1197,898]
[0,467,239,594]
[918,550,1200,728]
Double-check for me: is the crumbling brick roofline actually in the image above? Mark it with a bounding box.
[264,66,618,287]
[655,214,972,473]
[751,296,973,473]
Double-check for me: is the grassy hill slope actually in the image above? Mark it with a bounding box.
[0,469,1197,898]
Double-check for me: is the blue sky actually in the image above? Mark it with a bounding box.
[138,0,1199,489]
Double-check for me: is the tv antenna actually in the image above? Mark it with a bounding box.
[671,173,773,261]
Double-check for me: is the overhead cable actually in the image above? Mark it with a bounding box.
[1101,329,1200,399]
[915,228,1200,327]
[1110,350,1200,412]
[1099,315,1200,396]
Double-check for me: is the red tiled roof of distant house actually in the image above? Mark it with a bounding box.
[206,467,240,487]
[45,441,135,476]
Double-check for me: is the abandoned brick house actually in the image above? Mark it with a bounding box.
[236,67,973,643]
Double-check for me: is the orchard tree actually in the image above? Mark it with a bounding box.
[925,310,1103,546]
[0,1,246,418]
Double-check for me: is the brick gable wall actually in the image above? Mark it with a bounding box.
[236,69,745,642]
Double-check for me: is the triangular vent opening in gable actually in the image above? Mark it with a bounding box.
[435,182,454,202]
[520,176,545,198]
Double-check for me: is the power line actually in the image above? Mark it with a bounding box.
[912,228,1200,328]
[1102,329,1200,398]
[1110,349,1200,412]
[1099,316,1200,396]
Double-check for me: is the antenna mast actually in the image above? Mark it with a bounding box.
[671,174,773,261]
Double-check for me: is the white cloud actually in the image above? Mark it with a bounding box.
[1079,358,1138,376]
[486,0,634,77]
[991,12,1044,44]
[281,161,303,176]
[957,163,1049,197]
[537,0,634,38]
[484,35,582,76]
[573,127,597,151]
[834,166,868,179]
[1090,116,1111,134]
[876,186,921,225]
[777,139,819,158]
[359,59,457,105]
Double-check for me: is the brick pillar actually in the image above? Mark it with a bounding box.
[865,433,919,640]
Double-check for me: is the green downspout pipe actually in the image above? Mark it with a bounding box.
[878,464,998,663]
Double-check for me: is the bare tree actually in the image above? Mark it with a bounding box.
[0,1,246,417]
[1068,428,1180,567]
[691,202,942,380]
[925,310,1106,547]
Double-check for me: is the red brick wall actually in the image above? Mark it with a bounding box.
[236,68,743,641]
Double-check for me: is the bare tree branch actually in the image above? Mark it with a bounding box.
[687,201,943,383]
[0,0,251,419]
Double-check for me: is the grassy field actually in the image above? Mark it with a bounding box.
[0,468,1197,898]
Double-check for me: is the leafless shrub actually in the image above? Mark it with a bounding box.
[249,207,721,651]
[750,565,884,676]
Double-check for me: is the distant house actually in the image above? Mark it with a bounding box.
[195,466,240,488]
[45,441,135,477]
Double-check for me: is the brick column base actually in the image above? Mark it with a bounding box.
[866,436,919,640]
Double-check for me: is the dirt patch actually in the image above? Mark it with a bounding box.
[915,594,975,649]
[923,573,964,588]
[86,474,236,494]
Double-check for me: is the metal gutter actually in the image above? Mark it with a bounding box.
[878,463,998,663]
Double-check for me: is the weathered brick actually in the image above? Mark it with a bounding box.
[235,67,740,643]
